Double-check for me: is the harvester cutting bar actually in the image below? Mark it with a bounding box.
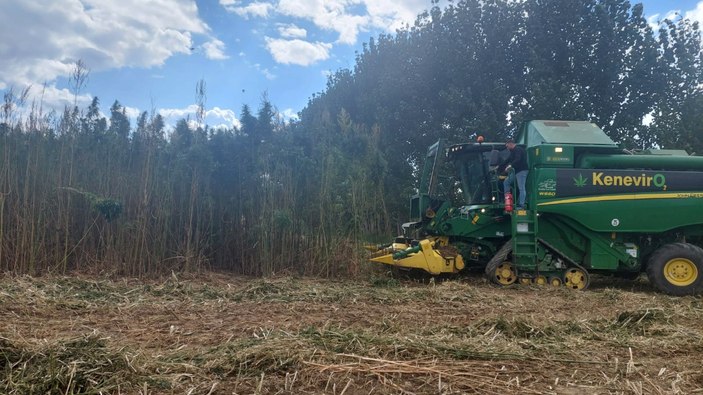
[369,237,465,275]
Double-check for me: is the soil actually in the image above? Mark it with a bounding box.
[0,272,701,394]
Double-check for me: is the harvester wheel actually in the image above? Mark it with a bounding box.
[494,262,517,285]
[548,276,563,287]
[647,243,703,296]
[564,268,589,290]
[485,240,513,285]
[533,275,548,286]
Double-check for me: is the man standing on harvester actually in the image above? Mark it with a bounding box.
[503,139,528,209]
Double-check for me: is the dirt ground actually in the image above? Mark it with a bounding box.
[0,272,701,394]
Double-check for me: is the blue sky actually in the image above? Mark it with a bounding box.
[1,0,701,130]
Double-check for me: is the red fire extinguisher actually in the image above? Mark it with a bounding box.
[504,192,513,213]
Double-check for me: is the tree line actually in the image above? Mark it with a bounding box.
[303,0,702,218]
[1,0,701,276]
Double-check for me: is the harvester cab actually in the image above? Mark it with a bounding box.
[370,137,514,275]
[370,120,703,296]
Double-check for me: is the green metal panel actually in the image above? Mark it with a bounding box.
[532,168,703,233]
[532,214,634,271]
[425,203,511,240]
[578,154,703,171]
[555,216,632,270]
[519,120,617,148]
[538,197,703,233]
[530,145,574,167]
[588,249,620,270]
[644,149,690,156]
[534,215,588,265]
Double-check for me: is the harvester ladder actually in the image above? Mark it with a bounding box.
[511,209,538,266]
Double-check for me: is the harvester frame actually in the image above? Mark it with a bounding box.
[370,120,703,295]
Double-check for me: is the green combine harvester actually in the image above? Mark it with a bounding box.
[370,120,703,295]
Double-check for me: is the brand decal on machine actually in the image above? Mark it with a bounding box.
[551,169,703,197]
[537,178,557,197]
[588,172,666,189]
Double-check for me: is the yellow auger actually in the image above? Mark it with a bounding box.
[369,236,464,275]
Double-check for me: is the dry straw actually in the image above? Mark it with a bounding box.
[0,273,701,393]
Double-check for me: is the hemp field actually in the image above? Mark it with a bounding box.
[0,273,701,394]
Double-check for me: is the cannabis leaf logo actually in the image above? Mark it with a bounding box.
[573,174,588,187]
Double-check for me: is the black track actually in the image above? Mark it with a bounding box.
[484,239,513,284]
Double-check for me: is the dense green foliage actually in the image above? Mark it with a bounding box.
[1,0,701,275]
[303,0,703,216]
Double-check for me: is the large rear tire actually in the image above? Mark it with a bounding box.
[646,243,703,296]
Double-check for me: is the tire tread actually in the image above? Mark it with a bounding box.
[646,242,703,296]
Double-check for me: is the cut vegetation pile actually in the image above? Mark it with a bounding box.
[0,273,701,394]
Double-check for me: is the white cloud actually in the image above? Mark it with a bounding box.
[363,0,427,31]
[254,64,277,80]
[333,14,370,44]
[275,0,428,44]
[208,106,240,127]
[159,104,201,120]
[159,104,241,129]
[123,106,142,120]
[647,2,703,34]
[265,38,332,66]
[685,2,703,26]
[278,24,307,39]
[202,39,229,60]
[220,0,430,50]
[209,123,234,131]
[277,0,368,44]
[647,10,682,32]
[646,14,661,32]
[0,0,210,88]
[0,0,233,122]
[281,108,299,121]
[222,1,274,18]
[27,84,93,113]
